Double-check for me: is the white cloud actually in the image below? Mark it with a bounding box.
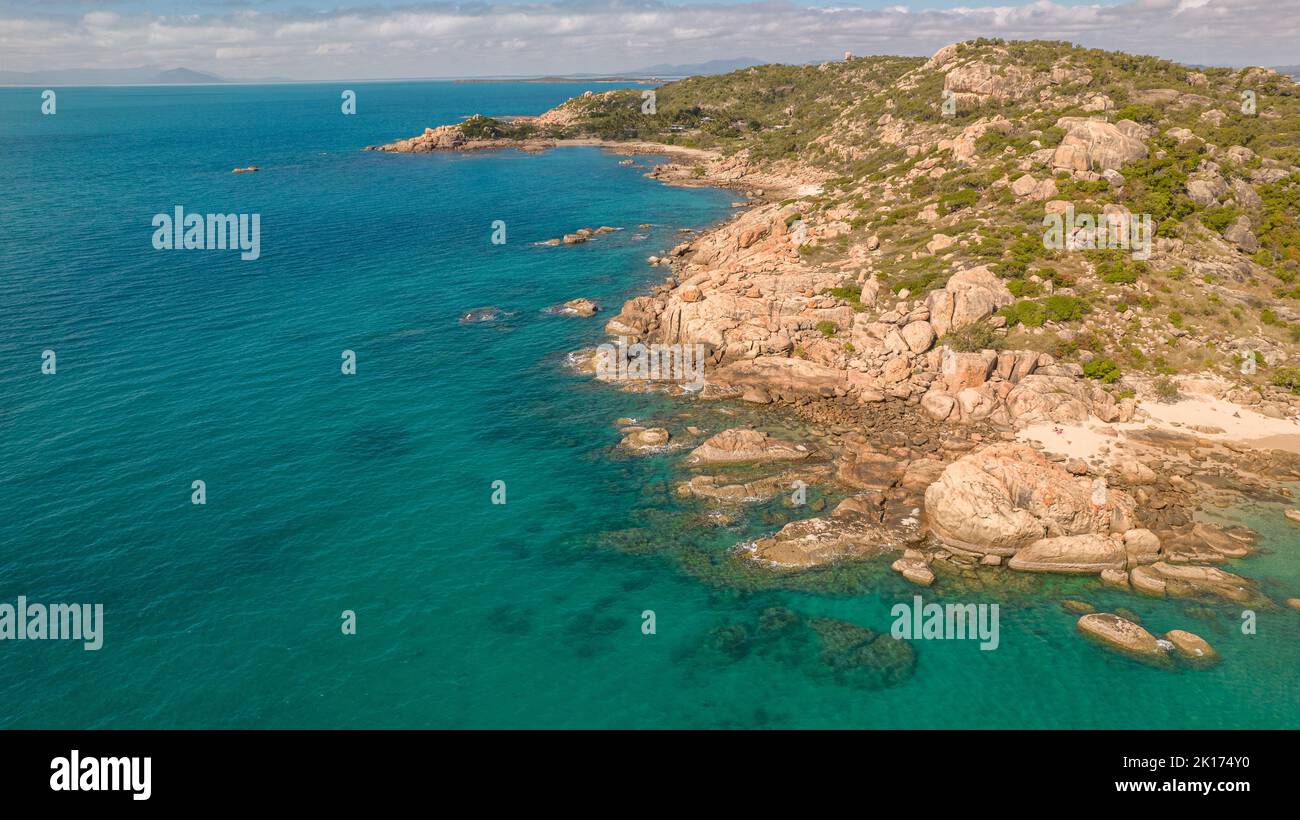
[0,0,1296,79]
[82,11,121,28]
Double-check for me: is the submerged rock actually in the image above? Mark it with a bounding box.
[758,606,801,633]
[810,617,916,689]
[706,623,752,660]
[459,306,507,324]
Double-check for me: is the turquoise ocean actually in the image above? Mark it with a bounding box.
[1,82,1297,728]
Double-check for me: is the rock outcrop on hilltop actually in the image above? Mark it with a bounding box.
[1051,117,1149,172]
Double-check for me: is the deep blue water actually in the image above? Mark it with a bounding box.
[1,82,1297,728]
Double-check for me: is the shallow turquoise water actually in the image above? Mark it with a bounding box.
[1,82,1297,728]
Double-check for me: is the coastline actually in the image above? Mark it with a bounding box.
[7,67,1300,731]
[366,79,1300,670]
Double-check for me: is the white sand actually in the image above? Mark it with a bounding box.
[1017,422,1123,461]
[1017,394,1300,461]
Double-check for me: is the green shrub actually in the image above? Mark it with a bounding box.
[1096,257,1146,284]
[1043,294,1087,322]
[938,189,978,215]
[1153,376,1180,402]
[1083,357,1122,383]
[1040,126,1066,148]
[1271,366,1300,394]
[999,294,1086,327]
[999,300,1047,327]
[941,322,1002,352]
[1006,278,1042,298]
[823,283,868,311]
[816,320,838,338]
[1114,103,1161,124]
[1200,205,1240,234]
[458,115,511,138]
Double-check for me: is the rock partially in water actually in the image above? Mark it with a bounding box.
[1129,561,1259,603]
[619,427,670,451]
[1100,568,1130,588]
[891,557,935,586]
[688,428,810,465]
[1160,523,1255,562]
[751,510,908,568]
[1077,613,1171,666]
[550,297,599,317]
[1165,629,1218,665]
[677,464,833,503]
[836,441,909,491]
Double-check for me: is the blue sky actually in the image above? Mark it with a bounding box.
[1,1,1295,79]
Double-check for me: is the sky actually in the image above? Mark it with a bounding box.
[0,0,1297,80]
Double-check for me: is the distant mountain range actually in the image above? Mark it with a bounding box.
[0,66,290,86]
[0,60,762,86]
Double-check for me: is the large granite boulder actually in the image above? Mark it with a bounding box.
[943,61,1037,106]
[1051,117,1148,172]
[926,265,1014,337]
[924,443,1137,556]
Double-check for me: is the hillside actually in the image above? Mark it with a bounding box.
[379,39,1300,409]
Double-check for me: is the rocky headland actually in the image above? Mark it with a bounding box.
[373,40,1300,666]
